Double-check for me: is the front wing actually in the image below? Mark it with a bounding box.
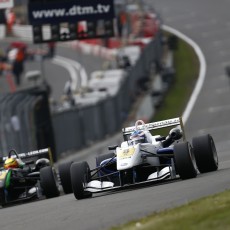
[85,166,177,194]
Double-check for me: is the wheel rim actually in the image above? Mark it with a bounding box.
[188,144,197,170]
[82,166,92,197]
[53,169,60,191]
[210,138,218,165]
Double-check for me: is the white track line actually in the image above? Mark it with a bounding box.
[55,55,88,89]
[162,25,207,125]
[52,56,78,91]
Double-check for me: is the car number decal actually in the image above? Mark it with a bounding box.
[117,147,135,159]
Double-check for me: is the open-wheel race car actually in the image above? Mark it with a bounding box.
[67,117,218,200]
[0,148,60,207]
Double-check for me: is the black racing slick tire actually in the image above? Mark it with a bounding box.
[40,166,60,198]
[174,142,197,180]
[0,189,6,208]
[58,161,73,194]
[192,134,218,173]
[70,161,92,200]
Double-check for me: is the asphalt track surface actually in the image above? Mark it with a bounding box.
[2,0,230,229]
[0,40,104,101]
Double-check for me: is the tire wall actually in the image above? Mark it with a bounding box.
[0,87,56,160]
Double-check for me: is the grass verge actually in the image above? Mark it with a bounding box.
[110,35,228,229]
[111,189,230,230]
[153,36,199,121]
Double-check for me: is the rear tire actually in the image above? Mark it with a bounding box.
[174,142,197,179]
[40,166,60,198]
[70,161,92,200]
[58,161,73,194]
[192,134,218,173]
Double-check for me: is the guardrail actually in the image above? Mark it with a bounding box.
[52,31,165,158]
[0,26,175,160]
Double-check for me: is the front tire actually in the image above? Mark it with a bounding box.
[70,161,92,200]
[192,134,218,173]
[40,166,60,198]
[0,189,5,207]
[174,142,197,179]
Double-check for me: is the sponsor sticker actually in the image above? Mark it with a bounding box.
[123,118,181,133]
[117,147,135,159]
[0,0,13,9]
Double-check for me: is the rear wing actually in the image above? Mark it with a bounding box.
[1,148,54,166]
[122,117,186,140]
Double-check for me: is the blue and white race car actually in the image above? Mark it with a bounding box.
[68,117,218,200]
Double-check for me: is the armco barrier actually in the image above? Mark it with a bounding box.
[52,31,164,159]
[0,30,166,160]
[52,109,84,154]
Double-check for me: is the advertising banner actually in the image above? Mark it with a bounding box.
[28,0,115,25]
[0,0,13,9]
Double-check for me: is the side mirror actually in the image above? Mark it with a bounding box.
[108,145,118,151]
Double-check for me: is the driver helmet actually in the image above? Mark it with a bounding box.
[130,130,146,144]
[4,158,19,169]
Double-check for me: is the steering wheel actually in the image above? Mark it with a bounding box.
[8,149,20,159]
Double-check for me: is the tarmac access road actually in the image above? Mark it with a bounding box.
[0,39,104,102]
[1,1,230,230]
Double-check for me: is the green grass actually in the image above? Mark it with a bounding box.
[150,36,199,137]
[153,37,199,121]
[111,189,230,230]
